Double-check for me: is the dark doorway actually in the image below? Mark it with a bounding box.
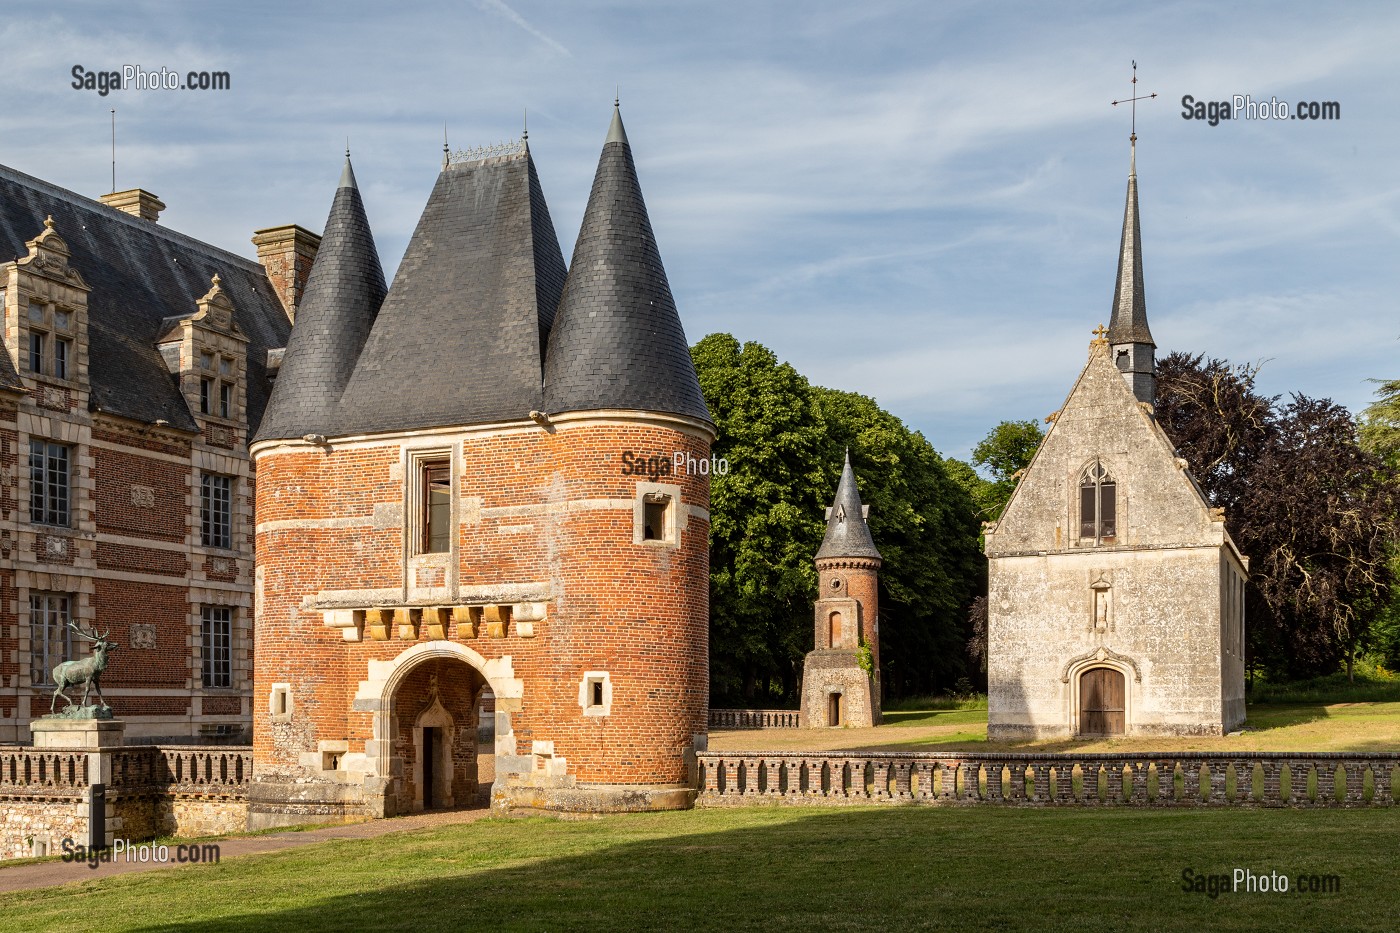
[422,727,437,809]
[1079,668,1125,735]
[828,693,842,727]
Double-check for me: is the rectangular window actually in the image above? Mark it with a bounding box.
[218,356,232,376]
[53,309,71,332]
[30,593,73,685]
[28,331,45,374]
[200,473,233,548]
[199,377,213,414]
[53,338,70,380]
[422,461,452,553]
[201,606,233,688]
[1079,485,1096,538]
[28,439,70,526]
[27,300,44,323]
[643,498,668,541]
[200,351,215,371]
[219,381,232,418]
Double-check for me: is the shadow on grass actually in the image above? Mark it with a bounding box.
[95,806,1400,933]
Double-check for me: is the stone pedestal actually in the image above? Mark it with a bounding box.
[800,650,878,728]
[30,718,127,750]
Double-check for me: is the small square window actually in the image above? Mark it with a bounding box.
[219,356,232,376]
[269,683,293,721]
[28,300,45,323]
[579,672,612,717]
[200,351,215,371]
[53,309,71,332]
[643,497,669,541]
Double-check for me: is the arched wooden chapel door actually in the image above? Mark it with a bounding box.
[1079,668,1125,735]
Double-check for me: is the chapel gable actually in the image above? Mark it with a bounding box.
[987,337,1223,556]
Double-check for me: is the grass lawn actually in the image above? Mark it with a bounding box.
[2,806,1397,931]
[708,700,1400,754]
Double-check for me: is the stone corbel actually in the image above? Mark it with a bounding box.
[453,606,479,639]
[395,608,421,640]
[365,608,392,641]
[421,607,448,640]
[322,608,365,642]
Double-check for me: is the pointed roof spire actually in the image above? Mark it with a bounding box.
[542,104,709,423]
[815,451,882,561]
[338,149,357,190]
[254,154,388,442]
[1106,139,1154,347]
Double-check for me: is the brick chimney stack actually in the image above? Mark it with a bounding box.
[252,224,321,321]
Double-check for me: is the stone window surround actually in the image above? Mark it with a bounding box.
[268,682,293,721]
[579,671,613,717]
[1072,457,1124,548]
[405,446,456,559]
[633,480,684,548]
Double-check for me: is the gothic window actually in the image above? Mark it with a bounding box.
[1079,461,1117,544]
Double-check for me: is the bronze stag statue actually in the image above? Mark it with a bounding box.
[50,621,117,713]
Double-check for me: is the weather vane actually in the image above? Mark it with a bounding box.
[1111,60,1157,144]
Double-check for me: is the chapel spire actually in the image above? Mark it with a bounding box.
[255,153,387,442]
[1107,65,1157,406]
[542,104,710,423]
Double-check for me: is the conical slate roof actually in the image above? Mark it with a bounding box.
[1107,144,1154,348]
[332,145,567,435]
[542,106,710,423]
[255,155,387,441]
[815,452,882,562]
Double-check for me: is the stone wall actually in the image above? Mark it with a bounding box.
[0,745,250,860]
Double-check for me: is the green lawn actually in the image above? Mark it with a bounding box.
[4,806,1398,931]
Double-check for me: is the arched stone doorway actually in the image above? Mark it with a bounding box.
[389,657,487,813]
[1078,667,1125,735]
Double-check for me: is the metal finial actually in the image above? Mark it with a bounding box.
[615,85,619,108]
[1110,60,1157,156]
[346,137,350,159]
[523,108,528,142]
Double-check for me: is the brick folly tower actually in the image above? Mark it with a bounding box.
[249,106,713,825]
[800,453,882,727]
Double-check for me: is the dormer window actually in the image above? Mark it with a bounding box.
[200,377,213,414]
[1079,461,1117,545]
[24,301,78,380]
[28,331,44,373]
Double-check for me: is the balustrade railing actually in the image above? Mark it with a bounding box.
[0,749,89,795]
[0,745,250,798]
[709,709,802,730]
[696,751,1400,808]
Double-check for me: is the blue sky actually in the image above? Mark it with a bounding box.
[4,1,1397,461]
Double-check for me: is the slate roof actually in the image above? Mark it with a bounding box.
[0,162,292,433]
[815,452,882,561]
[1107,146,1154,347]
[255,156,386,442]
[331,146,566,435]
[542,106,711,424]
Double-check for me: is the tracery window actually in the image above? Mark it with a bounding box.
[1079,461,1117,544]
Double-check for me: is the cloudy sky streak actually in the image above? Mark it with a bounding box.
[4,1,1396,460]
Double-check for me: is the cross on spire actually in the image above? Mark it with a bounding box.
[1111,60,1157,145]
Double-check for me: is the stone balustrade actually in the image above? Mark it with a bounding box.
[696,750,1400,808]
[709,709,801,729]
[0,749,89,797]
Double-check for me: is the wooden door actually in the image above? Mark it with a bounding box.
[1079,668,1125,735]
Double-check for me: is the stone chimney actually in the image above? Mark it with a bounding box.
[251,225,321,321]
[99,188,165,222]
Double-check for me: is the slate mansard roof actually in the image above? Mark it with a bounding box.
[256,157,387,442]
[0,162,292,433]
[542,106,711,424]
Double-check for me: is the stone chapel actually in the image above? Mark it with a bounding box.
[983,140,1248,740]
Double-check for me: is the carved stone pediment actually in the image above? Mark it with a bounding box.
[191,274,246,340]
[17,217,91,290]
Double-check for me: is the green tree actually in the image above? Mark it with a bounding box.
[969,420,1044,520]
[692,334,827,704]
[1359,376,1400,669]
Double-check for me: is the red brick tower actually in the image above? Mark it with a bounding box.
[801,452,882,727]
[249,108,712,826]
